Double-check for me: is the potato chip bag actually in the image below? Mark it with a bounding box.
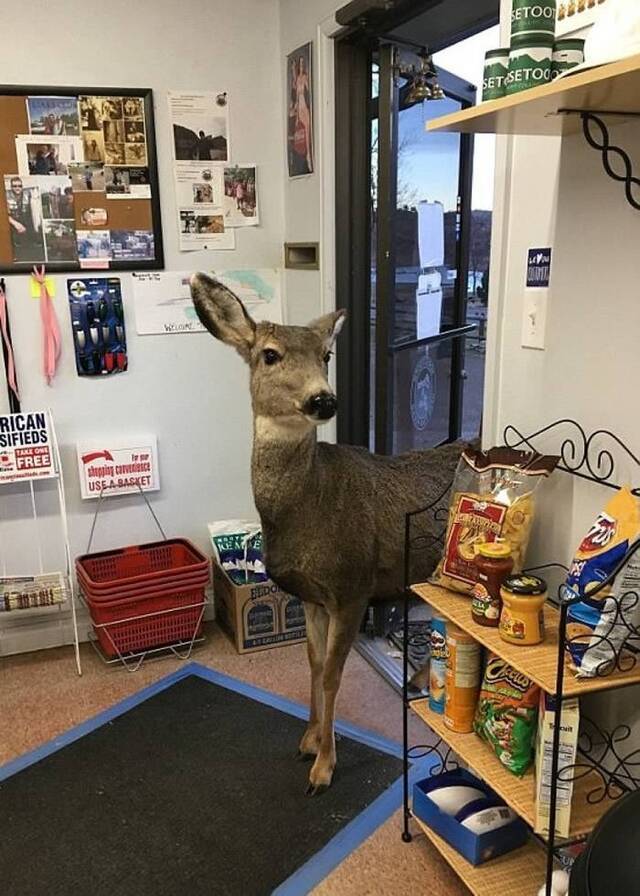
[473,653,540,777]
[565,488,640,677]
[432,448,559,593]
[565,488,640,598]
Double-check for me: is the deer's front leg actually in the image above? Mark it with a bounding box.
[298,602,329,758]
[307,607,362,795]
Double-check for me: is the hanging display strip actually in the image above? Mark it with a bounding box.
[0,86,164,273]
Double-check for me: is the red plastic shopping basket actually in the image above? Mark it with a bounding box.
[76,538,209,591]
[83,584,206,657]
[76,489,209,658]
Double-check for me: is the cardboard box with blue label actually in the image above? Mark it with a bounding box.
[212,561,306,654]
[208,521,306,654]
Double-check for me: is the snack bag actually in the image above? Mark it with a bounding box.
[432,448,559,593]
[564,489,640,677]
[565,488,640,597]
[207,519,267,584]
[473,653,540,777]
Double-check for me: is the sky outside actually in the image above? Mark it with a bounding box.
[399,25,500,212]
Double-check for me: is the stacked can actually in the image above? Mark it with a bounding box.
[552,38,585,78]
[506,0,556,95]
[482,49,510,101]
[428,616,448,715]
[444,625,482,733]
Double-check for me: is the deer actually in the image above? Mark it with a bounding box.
[190,273,466,795]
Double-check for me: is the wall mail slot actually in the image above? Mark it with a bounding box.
[284,242,319,270]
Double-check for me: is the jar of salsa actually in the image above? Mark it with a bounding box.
[471,542,513,627]
[499,574,548,645]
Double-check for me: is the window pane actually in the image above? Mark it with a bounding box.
[392,340,453,453]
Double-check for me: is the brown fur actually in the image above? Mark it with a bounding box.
[191,273,464,793]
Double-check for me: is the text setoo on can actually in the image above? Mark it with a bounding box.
[552,38,585,78]
[511,0,556,37]
[483,49,510,101]
[506,33,554,95]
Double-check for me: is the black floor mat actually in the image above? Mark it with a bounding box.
[0,671,403,896]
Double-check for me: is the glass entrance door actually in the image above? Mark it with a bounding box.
[371,44,476,455]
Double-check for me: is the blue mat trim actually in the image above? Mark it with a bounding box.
[0,661,438,894]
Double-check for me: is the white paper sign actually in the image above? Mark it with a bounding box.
[132,269,283,335]
[77,437,160,499]
[0,412,56,484]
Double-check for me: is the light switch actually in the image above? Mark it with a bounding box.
[521,289,547,350]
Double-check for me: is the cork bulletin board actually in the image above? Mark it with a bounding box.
[0,86,164,274]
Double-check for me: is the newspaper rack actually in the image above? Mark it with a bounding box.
[0,409,81,675]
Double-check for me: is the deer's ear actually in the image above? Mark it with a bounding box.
[190,273,256,361]
[308,309,347,350]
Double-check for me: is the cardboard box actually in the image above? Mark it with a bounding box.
[212,561,306,654]
[534,693,580,839]
[413,768,528,866]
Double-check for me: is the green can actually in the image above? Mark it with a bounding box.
[552,38,585,78]
[511,0,556,37]
[506,33,554,95]
[483,48,510,101]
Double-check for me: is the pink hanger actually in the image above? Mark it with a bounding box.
[32,265,61,386]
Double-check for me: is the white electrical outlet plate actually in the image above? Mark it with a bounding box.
[521,290,547,350]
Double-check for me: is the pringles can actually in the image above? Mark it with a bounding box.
[552,38,585,78]
[444,625,482,733]
[506,33,554,94]
[511,0,556,36]
[483,49,510,101]
[429,616,448,714]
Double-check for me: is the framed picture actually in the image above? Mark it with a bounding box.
[0,85,164,274]
[556,0,609,37]
[287,42,314,177]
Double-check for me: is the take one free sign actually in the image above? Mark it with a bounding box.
[0,411,56,484]
[76,437,160,499]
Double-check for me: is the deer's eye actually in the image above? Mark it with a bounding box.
[263,349,281,366]
[323,351,333,365]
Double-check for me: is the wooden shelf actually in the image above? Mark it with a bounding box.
[411,582,640,696]
[411,698,614,840]
[411,813,549,896]
[426,53,640,136]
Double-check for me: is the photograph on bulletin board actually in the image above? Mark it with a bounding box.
[0,86,164,274]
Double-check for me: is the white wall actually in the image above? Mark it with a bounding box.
[486,2,640,735]
[279,0,342,326]
[0,0,287,654]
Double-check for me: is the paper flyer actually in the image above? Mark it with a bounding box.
[169,91,230,162]
[132,269,282,335]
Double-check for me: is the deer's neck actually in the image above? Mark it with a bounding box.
[251,417,318,526]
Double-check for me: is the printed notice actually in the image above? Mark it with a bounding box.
[0,412,56,483]
[76,437,160,498]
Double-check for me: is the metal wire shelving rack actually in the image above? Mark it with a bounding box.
[401,419,640,896]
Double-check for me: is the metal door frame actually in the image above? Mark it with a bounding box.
[373,49,476,454]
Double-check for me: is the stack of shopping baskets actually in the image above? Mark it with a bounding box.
[76,538,210,658]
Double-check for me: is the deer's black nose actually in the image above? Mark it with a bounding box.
[305,392,337,420]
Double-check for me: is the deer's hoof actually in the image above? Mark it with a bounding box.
[305,781,329,797]
[307,754,335,794]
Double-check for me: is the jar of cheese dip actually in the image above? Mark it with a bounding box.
[499,574,548,645]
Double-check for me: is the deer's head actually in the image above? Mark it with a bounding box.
[191,273,346,437]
